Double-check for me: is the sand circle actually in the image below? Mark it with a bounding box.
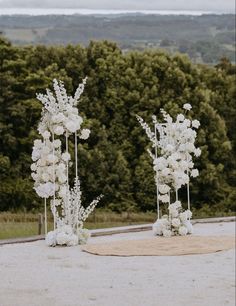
[82,235,235,256]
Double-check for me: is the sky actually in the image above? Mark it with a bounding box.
[0,0,235,13]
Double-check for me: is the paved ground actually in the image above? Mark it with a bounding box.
[0,222,235,306]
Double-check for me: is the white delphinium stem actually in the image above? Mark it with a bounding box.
[52,132,56,230]
[154,123,160,219]
[136,115,156,144]
[44,198,47,234]
[176,189,178,201]
[75,132,78,180]
[168,190,171,207]
[66,131,69,185]
[186,154,191,215]
[74,133,79,230]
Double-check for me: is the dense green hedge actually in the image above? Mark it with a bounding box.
[0,37,235,213]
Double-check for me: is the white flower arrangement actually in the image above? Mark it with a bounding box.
[152,201,193,237]
[137,103,201,237]
[32,78,103,246]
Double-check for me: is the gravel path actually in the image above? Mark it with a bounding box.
[0,222,235,306]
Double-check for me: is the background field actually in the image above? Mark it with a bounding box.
[0,14,235,64]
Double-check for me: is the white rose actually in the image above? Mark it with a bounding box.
[34,182,54,198]
[183,103,192,111]
[42,172,50,182]
[172,218,181,228]
[163,229,172,238]
[31,172,38,180]
[191,169,199,178]
[161,168,171,176]
[68,234,79,246]
[54,126,64,135]
[158,184,171,194]
[158,194,170,203]
[177,114,185,122]
[179,211,188,223]
[47,154,58,164]
[80,129,91,140]
[178,226,188,236]
[77,228,90,245]
[185,220,194,234]
[72,107,79,115]
[186,143,195,152]
[169,207,178,218]
[194,148,201,157]
[183,119,191,127]
[153,157,168,170]
[174,201,182,210]
[192,119,200,129]
[45,231,57,247]
[58,174,67,184]
[186,209,192,219]
[38,158,47,167]
[53,139,61,148]
[32,148,41,161]
[166,144,174,152]
[62,152,71,162]
[42,131,50,139]
[41,146,50,155]
[58,185,67,198]
[180,160,188,170]
[65,120,78,133]
[52,113,65,124]
[152,219,164,235]
[30,163,37,171]
[56,232,68,245]
[34,139,43,148]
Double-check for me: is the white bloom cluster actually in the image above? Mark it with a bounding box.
[137,104,201,203]
[137,103,200,238]
[61,178,103,230]
[31,79,102,247]
[37,78,90,138]
[152,201,193,237]
[31,138,67,198]
[45,225,78,247]
[77,228,91,245]
[136,115,156,144]
[154,108,201,193]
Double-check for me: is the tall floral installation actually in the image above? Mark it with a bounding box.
[136,103,201,238]
[31,78,103,246]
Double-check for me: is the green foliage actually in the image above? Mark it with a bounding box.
[0,37,235,213]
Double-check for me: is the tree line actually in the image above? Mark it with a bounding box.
[0,37,235,214]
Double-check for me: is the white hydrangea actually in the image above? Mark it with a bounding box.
[34,182,55,198]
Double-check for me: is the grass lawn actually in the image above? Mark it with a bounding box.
[0,208,234,240]
[0,211,156,240]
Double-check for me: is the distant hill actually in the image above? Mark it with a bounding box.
[0,14,235,63]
